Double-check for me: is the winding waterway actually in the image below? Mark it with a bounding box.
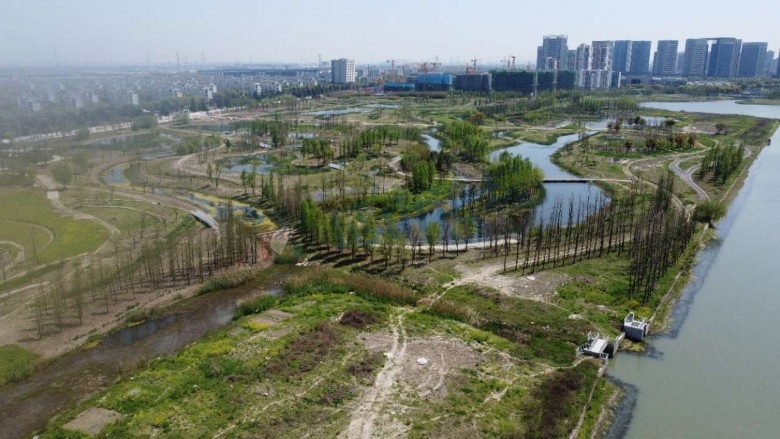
[403,131,605,240]
[608,100,780,438]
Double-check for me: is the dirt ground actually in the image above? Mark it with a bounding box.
[342,313,482,439]
[445,260,569,303]
[63,407,123,437]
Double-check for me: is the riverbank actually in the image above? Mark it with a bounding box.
[602,103,780,438]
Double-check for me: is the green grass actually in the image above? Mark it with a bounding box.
[508,128,577,145]
[428,284,595,366]
[735,98,780,106]
[0,344,39,385]
[0,190,108,264]
[39,292,390,438]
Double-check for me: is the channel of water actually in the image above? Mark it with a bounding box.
[400,130,605,240]
[607,100,780,438]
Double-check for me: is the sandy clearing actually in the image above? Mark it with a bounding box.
[343,318,482,439]
[63,407,123,437]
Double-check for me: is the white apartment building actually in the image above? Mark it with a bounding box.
[331,58,356,84]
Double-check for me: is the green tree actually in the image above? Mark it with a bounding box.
[425,222,441,263]
[361,217,377,260]
[694,200,727,226]
[240,170,249,194]
[347,219,360,259]
[51,162,73,188]
[72,152,91,177]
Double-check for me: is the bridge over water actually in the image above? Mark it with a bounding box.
[448,177,627,184]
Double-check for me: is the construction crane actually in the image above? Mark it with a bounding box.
[500,55,517,70]
[385,59,397,82]
[466,57,480,74]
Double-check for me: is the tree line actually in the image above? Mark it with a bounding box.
[26,207,266,339]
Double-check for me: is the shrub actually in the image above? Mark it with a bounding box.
[234,295,277,318]
[338,310,378,328]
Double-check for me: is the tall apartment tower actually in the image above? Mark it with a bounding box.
[629,41,652,75]
[738,42,769,77]
[591,41,614,71]
[537,35,569,70]
[652,40,679,76]
[613,40,632,73]
[331,58,356,84]
[765,50,775,75]
[683,38,710,77]
[777,51,780,77]
[567,50,577,70]
[575,44,591,70]
[708,38,742,78]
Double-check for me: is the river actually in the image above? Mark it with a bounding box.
[608,100,780,438]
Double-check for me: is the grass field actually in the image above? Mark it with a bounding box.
[37,268,603,438]
[0,190,108,264]
[0,344,39,385]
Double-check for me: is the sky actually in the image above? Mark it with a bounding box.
[0,0,778,67]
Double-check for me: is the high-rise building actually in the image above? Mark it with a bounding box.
[676,52,685,74]
[613,40,632,73]
[708,38,742,78]
[567,50,577,70]
[591,41,614,71]
[629,41,652,75]
[331,58,356,84]
[775,51,780,78]
[738,42,768,77]
[683,38,709,77]
[577,69,613,90]
[765,50,775,75]
[653,40,679,76]
[575,44,591,70]
[537,35,569,70]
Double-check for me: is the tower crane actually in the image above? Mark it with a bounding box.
[386,59,397,82]
[466,57,480,74]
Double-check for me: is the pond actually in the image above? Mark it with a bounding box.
[222,156,275,175]
[400,130,607,241]
[104,164,127,184]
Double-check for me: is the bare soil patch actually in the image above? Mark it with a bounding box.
[63,407,123,437]
[449,262,569,302]
[345,323,482,438]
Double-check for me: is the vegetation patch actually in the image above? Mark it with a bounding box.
[522,360,600,439]
[0,190,107,264]
[428,285,594,366]
[0,344,40,385]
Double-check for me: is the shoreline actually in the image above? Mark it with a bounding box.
[594,118,780,438]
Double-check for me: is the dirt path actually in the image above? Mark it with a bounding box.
[343,312,408,439]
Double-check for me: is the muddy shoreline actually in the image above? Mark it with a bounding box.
[0,285,265,439]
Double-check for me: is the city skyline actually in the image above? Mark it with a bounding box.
[0,0,778,67]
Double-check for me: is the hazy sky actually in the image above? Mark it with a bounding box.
[1,0,778,67]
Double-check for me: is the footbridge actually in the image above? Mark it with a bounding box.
[191,210,222,235]
[448,177,624,184]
